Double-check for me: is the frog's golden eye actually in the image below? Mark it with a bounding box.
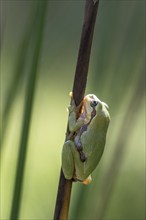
[90,101,98,107]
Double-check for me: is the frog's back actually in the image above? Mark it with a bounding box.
[72,102,110,181]
[77,112,108,177]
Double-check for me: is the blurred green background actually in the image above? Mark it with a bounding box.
[1,1,145,220]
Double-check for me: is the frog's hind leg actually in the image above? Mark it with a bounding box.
[62,140,75,180]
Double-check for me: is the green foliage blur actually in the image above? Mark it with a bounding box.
[1,1,145,220]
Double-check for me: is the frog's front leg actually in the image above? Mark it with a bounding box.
[67,97,83,131]
[69,111,87,162]
[68,110,84,133]
[62,140,75,179]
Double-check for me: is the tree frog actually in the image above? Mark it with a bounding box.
[62,94,110,184]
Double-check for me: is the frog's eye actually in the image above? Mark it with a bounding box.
[90,101,98,107]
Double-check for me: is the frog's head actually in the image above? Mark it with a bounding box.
[81,94,109,121]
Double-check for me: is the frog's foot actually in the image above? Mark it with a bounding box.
[68,92,83,113]
[75,136,87,162]
[75,140,87,162]
[82,175,92,185]
[76,141,83,151]
[79,151,87,162]
[75,175,92,185]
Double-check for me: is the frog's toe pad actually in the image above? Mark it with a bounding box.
[82,176,92,185]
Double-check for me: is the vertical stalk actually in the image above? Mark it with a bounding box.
[54,1,99,220]
[10,2,48,220]
[96,72,145,219]
[1,10,36,149]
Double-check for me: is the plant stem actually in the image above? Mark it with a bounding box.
[54,1,99,220]
[73,0,99,106]
[9,2,48,220]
